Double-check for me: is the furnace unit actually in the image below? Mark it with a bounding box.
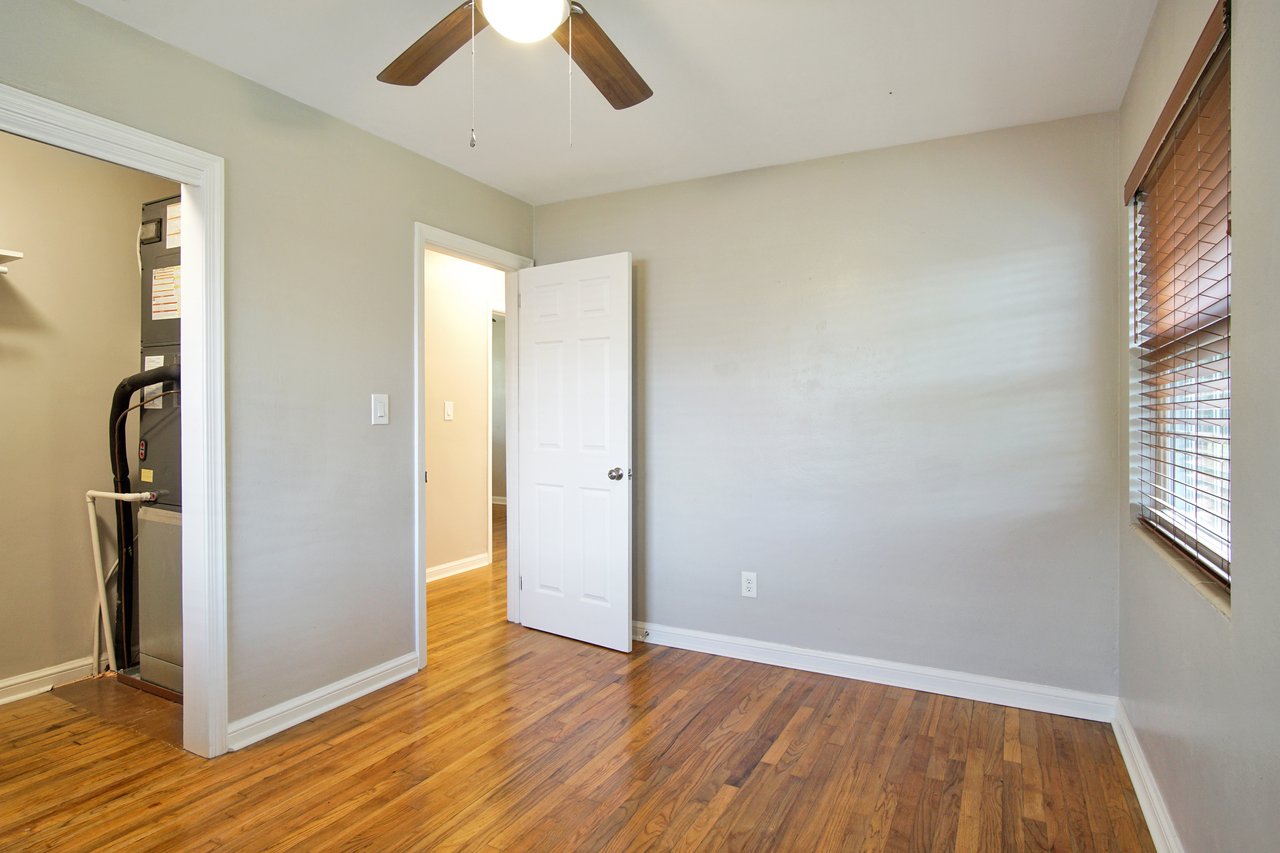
[128,195,183,694]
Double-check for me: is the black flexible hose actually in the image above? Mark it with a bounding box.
[108,365,180,669]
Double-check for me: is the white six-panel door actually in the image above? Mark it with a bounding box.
[518,253,632,652]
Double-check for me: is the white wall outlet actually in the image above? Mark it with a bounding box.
[741,571,757,598]
[444,400,455,421]
[370,393,389,425]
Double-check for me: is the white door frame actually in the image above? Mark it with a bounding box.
[413,224,531,668]
[0,84,228,757]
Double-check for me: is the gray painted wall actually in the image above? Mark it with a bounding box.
[1116,0,1280,849]
[535,113,1122,695]
[7,13,1273,841]
[0,0,532,721]
[0,131,177,682]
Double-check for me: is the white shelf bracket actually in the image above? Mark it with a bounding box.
[0,249,23,275]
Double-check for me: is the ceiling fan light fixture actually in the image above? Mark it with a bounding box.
[480,0,570,43]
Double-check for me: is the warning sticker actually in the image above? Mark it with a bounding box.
[143,354,165,409]
[165,202,182,249]
[152,265,181,321]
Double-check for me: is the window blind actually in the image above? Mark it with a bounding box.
[1132,38,1231,585]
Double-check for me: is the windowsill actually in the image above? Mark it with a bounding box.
[1128,521,1231,619]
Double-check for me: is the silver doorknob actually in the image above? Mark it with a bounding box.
[608,467,623,480]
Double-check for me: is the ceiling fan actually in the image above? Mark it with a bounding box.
[378,0,653,110]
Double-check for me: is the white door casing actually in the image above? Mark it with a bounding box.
[518,253,632,652]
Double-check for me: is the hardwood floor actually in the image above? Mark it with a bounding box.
[1,505,1152,850]
[49,676,183,750]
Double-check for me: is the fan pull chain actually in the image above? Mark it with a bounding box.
[469,0,477,148]
[568,11,574,148]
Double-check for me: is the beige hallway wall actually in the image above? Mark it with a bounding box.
[491,315,507,503]
[424,251,503,570]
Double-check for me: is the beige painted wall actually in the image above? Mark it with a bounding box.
[0,0,532,721]
[535,112,1121,695]
[1115,0,1280,849]
[424,251,502,569]
[492,315,507,502]
[0,130,177,681]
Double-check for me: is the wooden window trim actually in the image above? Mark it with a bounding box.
[1123,0,1229,203]
[1130,15,1232,587]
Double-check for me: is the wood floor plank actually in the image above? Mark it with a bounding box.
[884,721,935,851]
[925,759,965,849]
[0,507,1154,851]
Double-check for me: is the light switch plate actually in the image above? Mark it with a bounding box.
[444,401,455,421]
[371,393,389,425]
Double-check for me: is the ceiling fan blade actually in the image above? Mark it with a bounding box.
[378,1,488,86]
[552,4,653,110]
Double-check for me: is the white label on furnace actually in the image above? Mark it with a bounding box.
[143,354,166,409]
[165,202,182,249]
[152,265,181,321]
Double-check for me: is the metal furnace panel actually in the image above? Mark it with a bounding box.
[140,196,181,348]
[138,506,182,694]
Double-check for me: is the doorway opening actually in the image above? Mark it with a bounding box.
[0,83,228,757]
[492,312,508,513]
[413,224,531,667]
[413,227,635,661]
[0,130,183,744]
[422,250,505,582]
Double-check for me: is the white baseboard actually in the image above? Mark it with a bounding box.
[492,496,507,506]
[0,657,97,706]
[227,652,418,751]
[633,621,1117,723]
[426,552,490,583]
[1112,702,1184,853]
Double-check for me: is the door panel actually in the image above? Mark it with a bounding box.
[518,253,632,652]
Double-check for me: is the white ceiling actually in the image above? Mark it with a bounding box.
[74,0,1156,206]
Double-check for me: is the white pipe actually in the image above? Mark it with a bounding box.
[85,493,118,674]
[87,490,159,503]
[92,558,122,675]
[84,490,156,674]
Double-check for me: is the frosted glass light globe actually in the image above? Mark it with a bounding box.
[481,0,570,43]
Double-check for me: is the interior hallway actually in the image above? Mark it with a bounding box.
[0,501,1151,849]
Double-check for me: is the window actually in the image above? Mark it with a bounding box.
[1127,2,1231,587]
